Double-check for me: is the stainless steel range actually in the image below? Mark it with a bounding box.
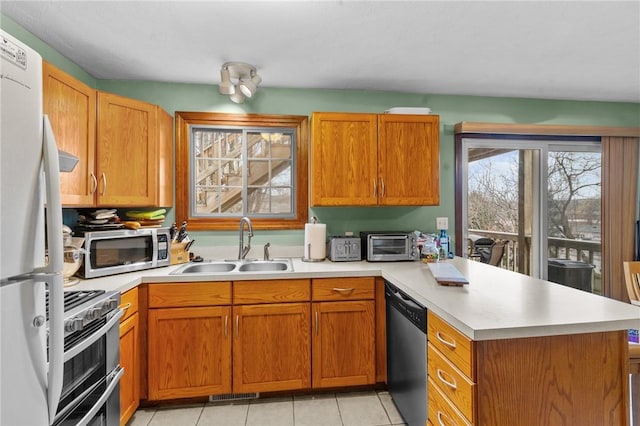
[47,289,123,426]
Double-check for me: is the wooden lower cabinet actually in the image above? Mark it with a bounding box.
[119,289,139,426]
[147,306,231,400]
[119,312,139,425]
[146,281,233,401]
[232,303,311,393]
[144,278,382,402]
[427,311,629,426]
[312,300,375,388]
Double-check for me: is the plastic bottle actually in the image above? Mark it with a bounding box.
[439,229,449,259]
[421,236,439,263]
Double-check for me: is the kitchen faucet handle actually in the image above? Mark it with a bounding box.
[264,243,271,261]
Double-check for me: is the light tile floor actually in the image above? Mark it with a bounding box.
[127,390,407,426]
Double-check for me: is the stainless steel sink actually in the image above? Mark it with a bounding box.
[237,261,291,272]
[174,262,237,274]
[171,259,293,275]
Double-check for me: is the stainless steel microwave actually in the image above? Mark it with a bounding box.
[78,228,171,278]
[360,231,419,262]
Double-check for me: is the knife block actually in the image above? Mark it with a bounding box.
[170,242,189,265]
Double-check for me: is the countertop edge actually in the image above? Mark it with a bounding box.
[68,257,640,341]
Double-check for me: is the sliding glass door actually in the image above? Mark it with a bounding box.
[459,137,602,293]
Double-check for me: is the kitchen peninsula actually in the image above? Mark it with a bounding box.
[73,256,640,425]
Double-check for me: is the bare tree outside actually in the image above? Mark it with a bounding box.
[468,150,601,241]
[547,152,601,240]
[468,151,519,234]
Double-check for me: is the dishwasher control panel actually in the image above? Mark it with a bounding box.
[384,281,427,332]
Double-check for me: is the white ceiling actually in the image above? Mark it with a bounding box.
[2,1,639,102]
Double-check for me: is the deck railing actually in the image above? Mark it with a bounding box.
[466,229,602,293]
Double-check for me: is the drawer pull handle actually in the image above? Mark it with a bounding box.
[332,287,355,294]
[235,315,239,338]
[373,179,377,197]
[224,315,228,338]
[437,411,457,426]
[436,368,457,390]
[315,311,319,335]
[436,331,457,349]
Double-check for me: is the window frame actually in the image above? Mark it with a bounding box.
[175,112,308,230]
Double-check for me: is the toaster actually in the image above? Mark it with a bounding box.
[327,236,361,261]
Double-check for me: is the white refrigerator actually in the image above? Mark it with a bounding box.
[0,30,76,425]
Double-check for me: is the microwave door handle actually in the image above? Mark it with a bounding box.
[75,366,124,426]
[372,235,408,240]
[152,232,159,266]
[64,309,124,362]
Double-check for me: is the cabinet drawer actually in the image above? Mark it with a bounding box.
[312,277,375,301]
[233,279,310,304]
[427,312,474,379]
[120,287,138,322]
[428,376,472,426]
[148,282,232,308]
[428,343,475,424]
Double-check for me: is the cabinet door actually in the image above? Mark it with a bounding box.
[96,92,158,206]
[378,114,440,205]
[312,300,375,388]
[157,108,173,207]
[311,112,378,206]
[233,303,311,393]
[43,62,97,206]
[119,311,139,426]
[148,306,231,400]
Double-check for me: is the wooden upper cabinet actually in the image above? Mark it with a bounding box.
[311,112,378,206]
[43,62,97,206]
[97,92,158,206]
[311,112,440,206]
[378,114,439,205]
[43,61,173,208]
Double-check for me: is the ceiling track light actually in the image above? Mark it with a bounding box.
[218,62,261,103]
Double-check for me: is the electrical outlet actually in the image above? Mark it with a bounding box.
[436,217,448,230]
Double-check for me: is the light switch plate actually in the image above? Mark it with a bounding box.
[436,217,448,230]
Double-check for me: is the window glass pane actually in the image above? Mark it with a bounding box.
[547,150,601,294]
[190,126,295,218]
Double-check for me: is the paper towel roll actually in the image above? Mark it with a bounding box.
[304,223,326,260]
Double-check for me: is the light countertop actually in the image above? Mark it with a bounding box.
[67,256,640,341]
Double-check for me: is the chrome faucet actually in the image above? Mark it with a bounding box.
[238,216,254,260]
[264,243,271,261]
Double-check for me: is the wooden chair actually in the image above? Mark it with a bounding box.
[487,240,506,267]
[623,261,640,424]
[624,261,640,306]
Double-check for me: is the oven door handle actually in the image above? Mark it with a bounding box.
[64,309,124,362]
[75,366,124,426]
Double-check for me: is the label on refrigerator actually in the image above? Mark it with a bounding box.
[1,34,27,69]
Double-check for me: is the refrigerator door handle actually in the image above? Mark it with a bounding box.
[42,115,64,423]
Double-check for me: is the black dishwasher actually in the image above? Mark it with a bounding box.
[385,281,427,426]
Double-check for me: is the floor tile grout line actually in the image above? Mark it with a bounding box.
[375,390,394,425]
[334,392,345,426]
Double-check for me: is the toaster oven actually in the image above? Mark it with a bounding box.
[360,231,419,262]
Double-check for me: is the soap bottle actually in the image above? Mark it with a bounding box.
[439,229,449,259]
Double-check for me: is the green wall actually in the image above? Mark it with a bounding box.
[4,14,639,250]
